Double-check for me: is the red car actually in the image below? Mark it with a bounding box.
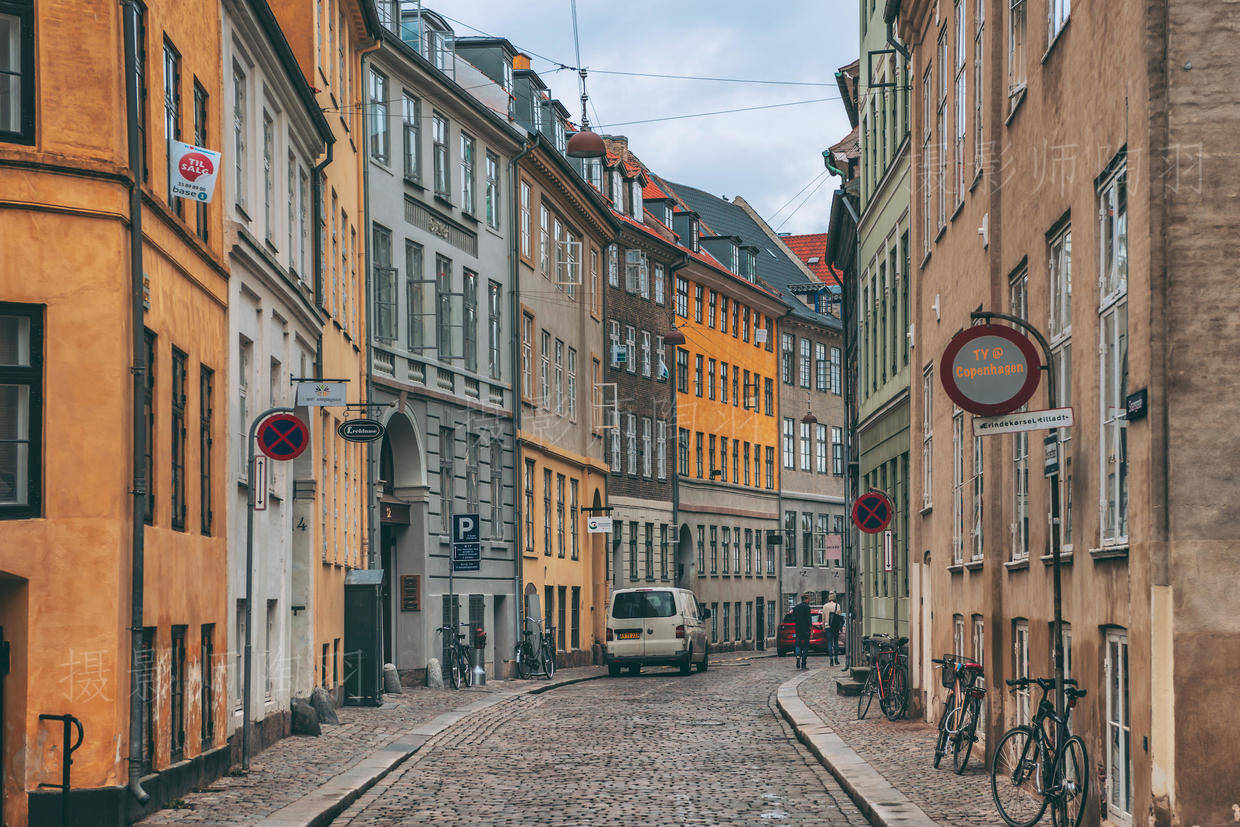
[776,607,845,656]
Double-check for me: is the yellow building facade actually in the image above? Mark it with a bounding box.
[0,0,230,822]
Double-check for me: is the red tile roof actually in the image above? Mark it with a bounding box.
[782,232,840,284]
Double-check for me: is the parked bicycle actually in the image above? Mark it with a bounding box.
[435,623,473,690]
[989,676,1089,827]
[513,616,557,680]
[931,654,986,773]
[856,634,909,721]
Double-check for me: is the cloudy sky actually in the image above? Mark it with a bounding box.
[439,0,860,236]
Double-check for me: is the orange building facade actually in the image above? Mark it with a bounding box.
[0,0,230,822]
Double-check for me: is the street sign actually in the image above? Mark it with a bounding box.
[338,418,385,442]
[586,515,613,534]
[883,530,894,572]
[1044,433,1060,477]
[252,455,268,511]
[452,514,481,572]
[852,490,893,534]
[295,381,349,407]
[940,324,1042,416]
[973,407,1074,437]
[257,414,310,461]
[169,139,222,202]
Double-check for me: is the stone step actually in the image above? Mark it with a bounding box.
[836,679,865,697]
[850,666,871,683]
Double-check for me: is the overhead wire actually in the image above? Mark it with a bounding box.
[596,97,837,129]
[768,170,830,222]
[775,174,832,232]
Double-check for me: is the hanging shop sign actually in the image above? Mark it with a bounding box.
[295,381,349,407]
[939,324,1042,416]
[586,516,613,534]
[169,140,222,202]
[338,418,385,442]
[852,490,893,535]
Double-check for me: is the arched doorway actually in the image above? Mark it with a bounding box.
[675,524,694,589]
[377,411,426,669]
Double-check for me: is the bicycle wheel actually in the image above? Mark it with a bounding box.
[1050,735,1089,827]
[882,664,908,721]
[457,652,472,688]
[857,669,876,719]
[990,726,1049,827]
[952,697,980,774]
[542,646,556,678]
[933,702,952,769]
[447,650,462,689]
[515,643,533,680]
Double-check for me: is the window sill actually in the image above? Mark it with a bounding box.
[947,563,964,575]
[934,224,947,244]
[950,200,965,222]
[1040,548,1074,566]
[1090,545,1129,561]
[433,194,454,208]
[964,559,984,572]
[460,211,479,225]
[920,249,932,271]
[969,168,984,193]
[1004,558,1030,572]
[919,504,933,516]
[1042,18,1070,64]
[1005,87,1028,126]
[404,176,425,191]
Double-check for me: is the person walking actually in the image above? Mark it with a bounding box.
[823,593,844,666]
[791,593,813,669]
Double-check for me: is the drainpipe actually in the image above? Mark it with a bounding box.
[882,0,911,61]
[361,48,377,572]
[121,0,151,805]
[508,138,534,651]
[312,144,334,309]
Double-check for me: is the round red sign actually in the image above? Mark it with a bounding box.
[939,324,1042,417]
[257,414,310,461]
[178,152,214,181]
[852,490,893,534]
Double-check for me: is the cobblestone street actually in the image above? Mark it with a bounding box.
[335,656,866,825]
[795,662,996,826]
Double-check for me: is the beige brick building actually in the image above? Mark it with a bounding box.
[895,0,1240,823]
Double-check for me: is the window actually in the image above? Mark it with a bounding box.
[570,587,580,648]
[485,151,500,228]
[693,285,703,322]
[436,255,453,357]
[488,281,502,380]
[674,276,688,317]
[814,342,827,391]
[782,418,795,469]
[799,422,811,471]
[170,348,187,531]
[641,331,651,378]
[0,1,35,144]
[540,330,550,408]
[801,513,814,567]
[200,624,215,742]
[198,365,213,534]
[1011,270,1030,560]
[952,409,964,564]
[439,427,454,532]
[490,439,503,539]
[953,0,966,202]
[920,66,931,255]
[936,26,948,225]
[694,355,703,397]
[1099,165,1128,546]
[591,247,601,317]
[626,413,637,475]
[656,421,667,479]
[1049,224,1073,549]
[372,224,395,340]
[628,521,638,580]
[519,180,530,257]
[0,304,42,517]
[733,441,740,483]
[144,330,156,521]
[1048,0,1069,42]
[521,313,533,397]
[539,205,550,276]
[721,527,731,573]
[553,338,563,414]
[163,42,182,213]
[1013,620,1030,724]
[401,93,421,182]
[815,424,827,474]
[611,171,624,211]
[971,434,983,560]
[555,474,565,557]
[1105,629,1132,821]
[798,338,811,388]
[719,296,729,332]
[608,244,619,288]
[953,615,965,658]
[722,602,730,641]
[1008,0,1027,98]
[432,113,449,198]
[695,432,703,478]
[921,365,933,509]
[543,468,551,555]
[459,132,475,214]
[678,428,689,475]
[831,427,844,476]
[262,111,274,238]
[466,434,479,514]
[973,0,985,176]
[641,418,652,478]
[705,526,716,573]
[232,64,247,209]
[706,358,716,400]
[781,333,794,384]
[523,460,534,554]
[765,378,773,416]
[784,511,797,563]
[567,347,577,421]
[643,523,654,580]
[676,349,688,392]
[570,478,579,559]
[583,157,602,190]
[368,68,389,163]
[625,326,636,374]
[653,264,665,305]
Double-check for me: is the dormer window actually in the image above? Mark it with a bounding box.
[554,119,565,153]
[584,157,603,190]
[502,59,513,94]
[727,243,738,272]
[745,248,757,281]
[533,96,544,132]
[611,171,623,212]
[689,219,699,252]
[631,180,643,220]
[663,203,673,226]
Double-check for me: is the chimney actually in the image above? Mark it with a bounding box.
[513,53,531,71]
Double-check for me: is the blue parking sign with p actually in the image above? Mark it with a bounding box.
[452,514,479,544]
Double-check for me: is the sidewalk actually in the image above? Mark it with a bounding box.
[778,664,996,826]
[142,666,604,825]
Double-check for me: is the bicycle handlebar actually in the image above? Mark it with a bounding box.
[1005,676,1079,689]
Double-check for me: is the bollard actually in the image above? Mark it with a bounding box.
[471,627,487,686]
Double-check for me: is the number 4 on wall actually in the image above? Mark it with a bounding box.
[297,518,307,531]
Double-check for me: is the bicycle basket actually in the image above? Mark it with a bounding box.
[939,654,984,688]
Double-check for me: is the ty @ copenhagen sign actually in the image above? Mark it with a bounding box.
[939,324,1042,417]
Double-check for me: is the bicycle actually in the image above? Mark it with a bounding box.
[931,654,986,773]
[856,634,909,721]
[513,616,557,679]
[435,623,473,690]
[989,676,1089,827]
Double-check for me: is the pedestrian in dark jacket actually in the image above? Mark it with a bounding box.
[792,594,813,669]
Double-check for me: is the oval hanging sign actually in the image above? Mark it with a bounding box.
[337,418,386,443]
[939,324,1042,416]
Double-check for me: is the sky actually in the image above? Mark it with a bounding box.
[438,0,860,236]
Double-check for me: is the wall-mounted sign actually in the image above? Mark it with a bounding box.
[973,407,1074,437]
[400,574,421,611]
[257,414,310,461]
[1125,388,1148,422]
[169,140,222,202]
[940,324,1042,416]
[824,534,842,561]
[1044,433,1060,478]
[296,381,348,407]
[252,455,268,511]
[452,513,481,572]
[883,530,894,572]
[852,490,893,535]
[587,515,613,534]
[338,418,385,442]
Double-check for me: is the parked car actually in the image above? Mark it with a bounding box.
[776,607,845,656]
[604,587,711,676]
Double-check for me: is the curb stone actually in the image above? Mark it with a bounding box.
[255,671,607,827]
[776,669,938,827]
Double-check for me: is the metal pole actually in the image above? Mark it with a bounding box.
[969,311,1064,728]
[242,406,294,772]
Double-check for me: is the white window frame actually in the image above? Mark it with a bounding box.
[973,0,985,176]
[922,364,933,509]
[1008,0,1027,99]
[952,409,964,564]
[641,331,651,378]
[641,417,652,478]
[1013,620,1030,725]
[626,413,637,476]
[656,420,667,480]
[971,433,984,560]
[1010,269,1030,560]
[1099,165,1128,548]
[1105,628,1132,822]
[1048,0,1069,43]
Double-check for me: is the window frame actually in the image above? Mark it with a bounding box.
[0,1,36,145]
[0,302,43,518]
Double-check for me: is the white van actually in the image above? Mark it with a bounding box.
[604,587,711,676]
